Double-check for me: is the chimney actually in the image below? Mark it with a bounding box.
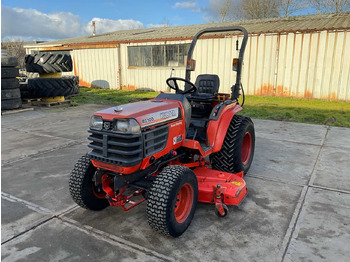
[92,21,96,36]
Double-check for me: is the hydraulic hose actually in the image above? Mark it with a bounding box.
[240,83,245,107]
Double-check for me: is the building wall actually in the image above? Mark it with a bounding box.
[71,48,120,89]
[27,29,350,101]
[119,30,350,101]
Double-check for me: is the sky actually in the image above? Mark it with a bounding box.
[1,0,315,42]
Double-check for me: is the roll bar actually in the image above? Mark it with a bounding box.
[185,26,248,100]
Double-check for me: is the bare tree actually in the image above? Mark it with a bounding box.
[218,0,234,22]
[279,0,307,17]
[207,0,234,23]
[310,0,350,13]
[162,17,171,27]
[240,0,280,19]
[1,39,26,68]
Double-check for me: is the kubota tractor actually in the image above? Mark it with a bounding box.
[69,26,255,237]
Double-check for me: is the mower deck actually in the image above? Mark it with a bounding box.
[194,166,247,206]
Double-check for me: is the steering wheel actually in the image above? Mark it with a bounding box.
[166,77,197,95]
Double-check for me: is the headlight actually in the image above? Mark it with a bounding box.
[114,119,141,134]
[89,115,103,130]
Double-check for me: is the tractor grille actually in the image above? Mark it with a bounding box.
[88,129,143,167]
[143,125,169,157]
[87,124,169,167]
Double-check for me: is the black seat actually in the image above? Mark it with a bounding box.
[154,93,192,130]
[190,74,220,100]
[186,74,219,118]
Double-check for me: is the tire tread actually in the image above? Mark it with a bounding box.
[211,115,255,174]
[146,165,197,236]
[69,155,109,211]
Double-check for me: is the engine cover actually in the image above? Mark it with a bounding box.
[94,100,181,128]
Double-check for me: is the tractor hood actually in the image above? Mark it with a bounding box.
[94,99,180,128]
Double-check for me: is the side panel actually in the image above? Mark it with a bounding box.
[207,103,242,152]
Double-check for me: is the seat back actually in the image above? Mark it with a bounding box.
[194,74,220,96]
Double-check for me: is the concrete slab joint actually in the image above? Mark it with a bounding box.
[1,105,350,261]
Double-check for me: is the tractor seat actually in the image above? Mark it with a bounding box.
[189,74,220,100]
[154,93,191,130]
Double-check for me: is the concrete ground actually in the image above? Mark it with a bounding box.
[1,104,350,262]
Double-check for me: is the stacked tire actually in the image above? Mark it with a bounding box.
[1,56,22,110]
[22,53,79,99]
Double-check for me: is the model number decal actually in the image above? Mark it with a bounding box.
[141,108,178,127]
[141,117,155,124]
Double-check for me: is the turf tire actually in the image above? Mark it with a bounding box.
[2,88,21,100]
[25,53,73,73]
[1,78,20,90]
[24,76,78,98]
[147,165,198,237]
[1,56,18,67]
[1,98,22,110]
[1,68,19,78]
[210,115,255,175]
[69,155,109,211]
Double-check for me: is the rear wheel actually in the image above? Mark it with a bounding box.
[147,165,198,237]
[69,155,109,211]
[211,115,255,174]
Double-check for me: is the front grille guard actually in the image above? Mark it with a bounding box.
[88,124,169,167]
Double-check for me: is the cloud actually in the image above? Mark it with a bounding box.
[174,1,201,12]
[1,6,83,41]
[86,17,143,35]
[1,6,144,41]
[147,23,169,28]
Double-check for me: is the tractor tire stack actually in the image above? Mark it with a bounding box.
[22,53,79,99]
[1,56,22,110]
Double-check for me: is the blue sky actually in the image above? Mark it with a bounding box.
[1,0,214,41]
[3,0,209,27]
[1,0,318,41]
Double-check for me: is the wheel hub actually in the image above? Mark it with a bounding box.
[174,183,194,223]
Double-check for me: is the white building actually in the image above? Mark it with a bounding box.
[25,13,350,101]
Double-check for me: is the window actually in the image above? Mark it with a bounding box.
[128,44,190,67]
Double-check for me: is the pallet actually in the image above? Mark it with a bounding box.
[22,98,42,104]
[31,99,71,107]
[1,107,34,115]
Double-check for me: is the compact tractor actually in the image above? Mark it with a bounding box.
[69,26,255,237]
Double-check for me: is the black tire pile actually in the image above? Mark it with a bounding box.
[22,53,79,99]
[1,56,22,110]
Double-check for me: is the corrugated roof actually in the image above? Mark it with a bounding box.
[28,12,350,48]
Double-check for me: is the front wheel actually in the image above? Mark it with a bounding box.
[211,115,255,174]
[69,155,109,211]
[146,165,198,237]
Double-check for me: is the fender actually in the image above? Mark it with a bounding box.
[207,103,242,152]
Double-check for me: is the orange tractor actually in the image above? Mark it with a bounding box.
[69,26,255,237]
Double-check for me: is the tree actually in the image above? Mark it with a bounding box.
[1,39,26,68]
[279,0,307,17]
[207,0,235,23]
[240,0,280,19]
[208,0,282,21]
[218,0,234,22]
[310,0,350,13]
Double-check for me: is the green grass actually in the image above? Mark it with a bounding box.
[72,87,350,127]
[72,87,157,105]
[242,95,350,127]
